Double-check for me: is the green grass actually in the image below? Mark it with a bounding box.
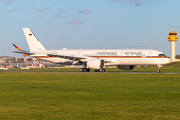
[0,73,180,119]
[2,62,180,72]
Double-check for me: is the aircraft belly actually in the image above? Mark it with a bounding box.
[139,58,167,65]
[114,58,143,65]
[111,58,167,66]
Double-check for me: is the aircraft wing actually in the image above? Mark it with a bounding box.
[47,53,113,63]
[47,53,89,61]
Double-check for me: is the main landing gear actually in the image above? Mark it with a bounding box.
[79,68,106,72]
[79,68,90,72]
[95,69,106,72]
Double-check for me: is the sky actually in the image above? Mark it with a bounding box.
[0,0,180,57]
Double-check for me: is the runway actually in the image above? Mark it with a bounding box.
[0,71,180,74]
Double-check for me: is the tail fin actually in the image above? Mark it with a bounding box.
[23,28,46,51]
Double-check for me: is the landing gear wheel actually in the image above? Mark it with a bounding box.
[86,68,90,72]
[79,68,90,72]
[95,69,100,72]
[157,69,160,73]
[79,68,83,72]
[95,69,106,72]
[100,69,106,72]
[83,68,86,72]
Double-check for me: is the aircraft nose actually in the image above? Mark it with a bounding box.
[167,58,171,64]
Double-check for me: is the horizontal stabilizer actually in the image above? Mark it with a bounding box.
[10,51,35,55]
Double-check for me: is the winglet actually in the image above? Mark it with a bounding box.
[12,43,23,51]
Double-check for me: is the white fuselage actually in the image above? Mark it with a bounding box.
[30,49,170,66]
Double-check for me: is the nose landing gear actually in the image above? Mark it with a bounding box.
[157,69,160,73]
[157,65,161,73]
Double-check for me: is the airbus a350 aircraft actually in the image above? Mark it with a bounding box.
[12,28,170,72]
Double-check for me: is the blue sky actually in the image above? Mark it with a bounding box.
[0,0,180,57]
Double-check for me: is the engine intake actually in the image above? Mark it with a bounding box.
[87,59,105,69]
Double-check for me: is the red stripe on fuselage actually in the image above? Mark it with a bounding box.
[34,56,55,58]
[33,56,167,59]
[91,56,167,58]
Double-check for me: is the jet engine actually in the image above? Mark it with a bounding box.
[87,59,105,69]
[117,65,134,70]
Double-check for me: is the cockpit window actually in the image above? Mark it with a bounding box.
[159,54,166,57]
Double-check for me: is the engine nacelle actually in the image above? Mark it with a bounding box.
[87,59,105,69]
[117,65,134,70]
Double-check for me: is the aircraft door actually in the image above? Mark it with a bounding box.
[148,52,152,58]
[119,52,123,58]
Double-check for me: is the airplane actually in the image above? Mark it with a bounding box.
[12,28,171,72]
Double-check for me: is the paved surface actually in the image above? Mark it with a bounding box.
[0,71,180,74]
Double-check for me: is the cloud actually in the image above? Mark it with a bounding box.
[34,7,50,13]
[134,0,144,6]
[111,0,120,3]
[66,20,86,24]
[3,0,13,4]
[110,0,151,6]
[77,10,91,14]
[58,9,66,13]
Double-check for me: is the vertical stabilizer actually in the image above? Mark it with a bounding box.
[23,28,46,51]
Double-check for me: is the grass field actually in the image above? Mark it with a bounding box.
[0,72,180,120]
[2,62,180,72]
